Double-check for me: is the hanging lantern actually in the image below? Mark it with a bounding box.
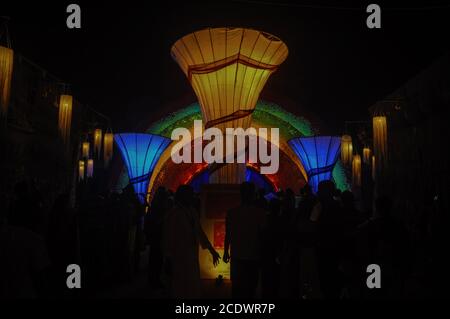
[94,128,102,158]
[82,142,90,159]
[340,135,353,165]
[352,154,362,187]
[373,115,388,174]
[0,45,13,121]
[371,155,376,181]
[58,95,73,145]
[289,136,341,194]
[363,147,371,164]
[87,159,94,178]
[78,160,85,181]
[171,27,288,183]
[103,132,114,167]
[114,133,171,203]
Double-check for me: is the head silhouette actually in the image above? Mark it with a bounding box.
[268,198,281,217]
[284,188,296,209]
[317,180,335,202]
[152,186,168,210]
[300,184,312,197]
[175,184,194,207]
[240,182,256,204]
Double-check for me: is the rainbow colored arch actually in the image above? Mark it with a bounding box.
[114,100,349,199]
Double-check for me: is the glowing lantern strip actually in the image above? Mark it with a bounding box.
[82,142,90,158]
[87,159,94,178]
[94,128,102,158]
[340,135,353,165]
[103,132,114,167]
[58,95,73,146]
[171,27,288,184]
[352,154,362,187]
[373,116,388,175]
[0,46,13,121]
[288,136,341,194]
[78,160,85,181]
[363,147,371,164]
[114,133,171,203]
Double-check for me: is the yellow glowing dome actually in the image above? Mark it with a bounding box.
[171,27,289,130]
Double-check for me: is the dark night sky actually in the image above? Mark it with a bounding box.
[2,1,450,133]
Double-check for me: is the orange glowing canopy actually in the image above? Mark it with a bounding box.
[0,46,13,120]
[171,27,289,129]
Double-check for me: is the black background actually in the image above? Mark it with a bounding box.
[2,0,449,132]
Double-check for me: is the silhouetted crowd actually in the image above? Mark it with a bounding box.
[1,178,449,299]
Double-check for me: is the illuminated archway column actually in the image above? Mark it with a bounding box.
[289,136,341,193]
[114,133,171,203]
[171,27,288,183]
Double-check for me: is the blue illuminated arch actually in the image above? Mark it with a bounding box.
[114,133,171,203]
[188,167,275,194]
[288,136,341,193]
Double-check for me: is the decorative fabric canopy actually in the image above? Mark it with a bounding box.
[373,115,388,176]
[58,95,73,146]
[341,134,353,165]
[363,147,371,164]
[0,46,13,121]
[352,154,362,187]
[103,132,114,167]
[94,129,102,158]
[171,28,288,183]
[114,133,171,203]
[288,136,341,193]
[78,160,85,181]
[82,141,90,159]
[171,27,288,130]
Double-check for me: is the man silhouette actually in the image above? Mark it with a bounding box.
[223,182,267,298]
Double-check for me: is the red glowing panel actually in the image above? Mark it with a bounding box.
[213,221,226,249]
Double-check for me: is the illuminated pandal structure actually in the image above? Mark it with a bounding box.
[340,134,353,165]
[87,159,94,178]
[94,128,102,158]
[82,141,90,159]
[373,115,388,177]
[78,160,85,181]
[103,132,114,167]
[114,133,171,203]
[0,45,13,122]
[171,27,289,183]
[288,136,341,193]
[352,154,362,187]
[363,147,371,165]
[58,94,73,146]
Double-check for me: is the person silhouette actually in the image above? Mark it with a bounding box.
[223,182,267,298]
[359,195,411,298]
[261,197,281,298]
[1,189,51,298]
[162,185,220,298]
[311,180,344,299]
[145,186,169,288]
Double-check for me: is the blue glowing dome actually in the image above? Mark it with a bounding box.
[288,136,341,193]
[114,133,171,203]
